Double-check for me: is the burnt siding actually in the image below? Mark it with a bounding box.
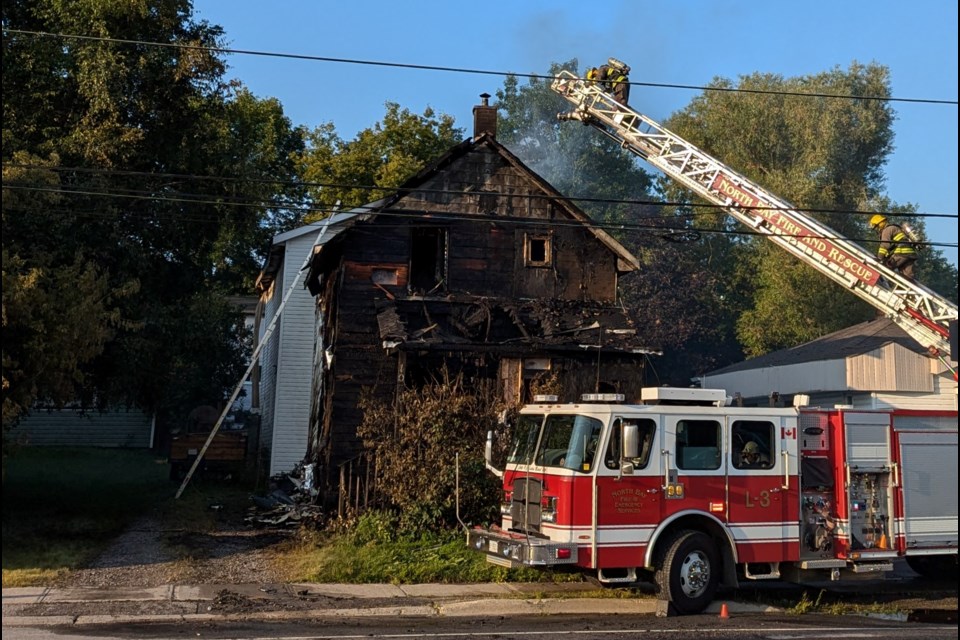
[313,141,633,477]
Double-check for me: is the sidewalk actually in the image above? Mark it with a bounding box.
[2,582,778,627]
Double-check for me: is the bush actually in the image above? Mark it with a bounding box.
[357,371,509,534]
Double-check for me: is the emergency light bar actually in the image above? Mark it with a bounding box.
[580,393,625,402]
[533,395,559,403]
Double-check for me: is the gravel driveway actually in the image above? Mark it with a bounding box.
[57,505,292,588]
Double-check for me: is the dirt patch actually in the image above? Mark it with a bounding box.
[57,503,293,589]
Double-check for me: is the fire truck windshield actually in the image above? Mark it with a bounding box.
[507,413,543,464]
[509,414,604,472]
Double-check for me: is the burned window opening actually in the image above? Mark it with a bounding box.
[525,233,552,267]
[410,227,448,293]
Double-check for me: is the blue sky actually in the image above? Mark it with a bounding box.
[193,0,958,266]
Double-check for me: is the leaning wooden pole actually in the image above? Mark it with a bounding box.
[175,213,337,499]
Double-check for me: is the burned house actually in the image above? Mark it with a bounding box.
[302,96,657,482]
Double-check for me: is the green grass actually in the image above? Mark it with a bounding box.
[274,511,587,586]
[1,446,249,587]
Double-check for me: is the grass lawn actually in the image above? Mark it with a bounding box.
[3,448,588,589]
[1,446,243,587]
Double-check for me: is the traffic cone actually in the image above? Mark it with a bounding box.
[719,602,730,619]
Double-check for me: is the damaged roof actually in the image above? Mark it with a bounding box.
[377,295,660,356]
[303,133,640,293]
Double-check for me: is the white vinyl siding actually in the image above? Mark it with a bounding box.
[846,343,932,392]
[258,229,318,476]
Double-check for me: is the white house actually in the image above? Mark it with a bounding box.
[254,225,323,476]
[700,317,957,411]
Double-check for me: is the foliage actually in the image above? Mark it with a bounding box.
[277,513,581,585]
[2,0,305,437]
[356,372,507,533]
[661,63,912,356]
[298,102,464,216]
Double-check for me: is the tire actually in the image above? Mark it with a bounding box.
[906,555,959,581]
[654,530,719,615]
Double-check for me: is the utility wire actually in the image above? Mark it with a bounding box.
[4,163,956,221]
[4,184,956,250]
[3,28,957,106]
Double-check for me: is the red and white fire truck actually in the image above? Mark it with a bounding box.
[468,68,959,615]
[468,388,958,614]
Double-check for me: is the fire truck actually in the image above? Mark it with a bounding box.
[468,389,958,614]
[466,68,959,615]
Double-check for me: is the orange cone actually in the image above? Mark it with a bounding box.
[719,603,730,619]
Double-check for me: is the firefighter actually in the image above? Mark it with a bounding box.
[739,441,770,468]
[594,63,612,92]
[610,64,630,106]
[870,214,918,278]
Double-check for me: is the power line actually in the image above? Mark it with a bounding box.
[4,184,956,250]
[4,163,956,221]
[3,28,957,106]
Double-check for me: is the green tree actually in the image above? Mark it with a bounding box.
[2,0,304,438]
[660,63,945,357]
[298,102,463,216]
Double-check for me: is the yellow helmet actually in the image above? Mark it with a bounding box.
[743,441,759,453]
[869,214,887,229]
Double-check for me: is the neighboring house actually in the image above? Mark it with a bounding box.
[254,226,320,476]
[7,406,154,448]
[700,317,958,410]
[9,296,260,450]
[300,95,657,490]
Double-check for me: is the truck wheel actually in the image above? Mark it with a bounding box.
[654,530,719,615]
[906,555,959,581]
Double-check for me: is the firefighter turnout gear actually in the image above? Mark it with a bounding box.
[875,218,918,278]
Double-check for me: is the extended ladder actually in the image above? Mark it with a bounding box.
[551,70,957,358]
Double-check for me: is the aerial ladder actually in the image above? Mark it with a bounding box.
[551,69,958,362]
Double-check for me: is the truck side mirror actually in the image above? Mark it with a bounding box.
[485,430,502,478]
[619,422,639,476]
[622,423,639,459]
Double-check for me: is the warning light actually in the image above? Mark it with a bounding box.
[556,548,572,559]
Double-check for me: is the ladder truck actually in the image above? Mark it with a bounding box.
[464,71,959,617]
[549,69,957,362]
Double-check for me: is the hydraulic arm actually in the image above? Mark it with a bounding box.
[551,70,957,358]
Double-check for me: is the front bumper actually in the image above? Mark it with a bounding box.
[467,526,579,568]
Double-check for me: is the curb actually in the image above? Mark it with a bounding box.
[1,597,784,628]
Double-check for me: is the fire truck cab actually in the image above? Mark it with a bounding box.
[468,388,958,615]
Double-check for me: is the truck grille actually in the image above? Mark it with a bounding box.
[510,476,542,534]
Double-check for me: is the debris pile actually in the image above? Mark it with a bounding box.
[245,462,325,528]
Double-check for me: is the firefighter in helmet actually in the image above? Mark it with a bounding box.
[739,440,770,469]
[870,214,918,278]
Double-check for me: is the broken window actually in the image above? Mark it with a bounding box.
[409,227,447,293]
[525,233,552,267]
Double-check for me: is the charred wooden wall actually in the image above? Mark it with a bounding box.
[313,140,637,485]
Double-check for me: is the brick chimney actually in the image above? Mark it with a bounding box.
[473,93,497,139]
